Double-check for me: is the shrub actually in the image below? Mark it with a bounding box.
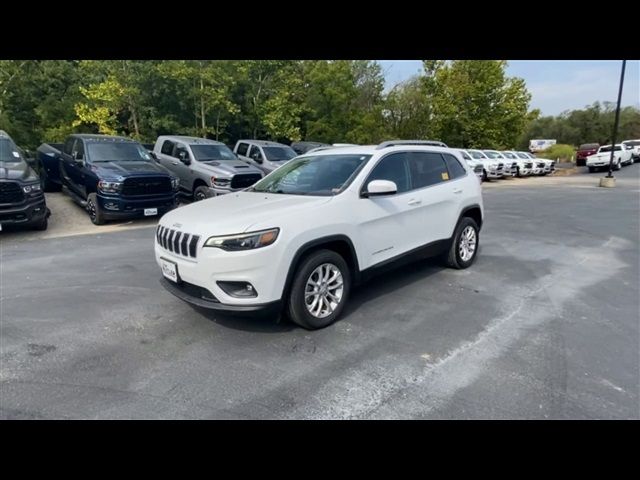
[538,143,576,162]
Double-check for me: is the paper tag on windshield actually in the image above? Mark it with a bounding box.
[12,151,20,158]
[441,172,449,180]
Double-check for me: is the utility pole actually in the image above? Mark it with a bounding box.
[606,60,627,179]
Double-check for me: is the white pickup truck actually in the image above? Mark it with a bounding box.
[586,144,632,172]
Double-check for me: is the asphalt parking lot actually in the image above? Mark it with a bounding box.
[1,165,639,419]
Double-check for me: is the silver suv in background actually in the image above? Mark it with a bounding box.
[233,140,297,174]
[152,136,263,201]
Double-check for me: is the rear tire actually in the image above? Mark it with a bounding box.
[86,193,106,225]
[445,217,479,270]
[286,249,351,330]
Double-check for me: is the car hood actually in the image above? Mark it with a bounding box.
[159,191,332,237]
[90,160,172,179]
[199,159,262,176]
[0,160,39,182]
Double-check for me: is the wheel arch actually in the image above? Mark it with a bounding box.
[282,235,361,301]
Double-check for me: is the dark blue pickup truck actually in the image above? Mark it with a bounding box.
[37,134,179,225]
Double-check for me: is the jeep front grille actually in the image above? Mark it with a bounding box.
[157,225,200,258]
[0,181,25,205]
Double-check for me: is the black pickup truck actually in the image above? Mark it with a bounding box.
[37,134,179,225]
[1,130,49,231]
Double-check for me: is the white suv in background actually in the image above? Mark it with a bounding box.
[156,141,484,330]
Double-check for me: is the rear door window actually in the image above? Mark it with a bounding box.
[236,142,249,156]
[161,140,175,155]
[443,153,467,179]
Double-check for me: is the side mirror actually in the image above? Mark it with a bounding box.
[149,151,158,160]
[363,179,397,197]
[178,151,191,165]
[251,153,263,164]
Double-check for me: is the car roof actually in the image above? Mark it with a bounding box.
[236,139,291,147]
[160,135,225,145]
[72,134,137,143]
[299,144,458,157]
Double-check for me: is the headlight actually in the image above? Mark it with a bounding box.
[23,183,42,194]
[212,176,230,188]
[171,177,180,190]
[98,180,123,194]
[204,228,279,251]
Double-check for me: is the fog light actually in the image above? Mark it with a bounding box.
[104,202,120,211]
[217,281,257,298]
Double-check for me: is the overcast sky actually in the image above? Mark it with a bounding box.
[378,60,640,116]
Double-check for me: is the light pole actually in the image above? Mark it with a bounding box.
[606,60,627,179]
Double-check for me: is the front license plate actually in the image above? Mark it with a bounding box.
[161,258,179,283]
[144,208,158,216]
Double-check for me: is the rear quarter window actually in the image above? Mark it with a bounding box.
[443,154,467,179]
[236,143,249,156]
[160,140,175,155]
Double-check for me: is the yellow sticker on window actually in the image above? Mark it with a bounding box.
[442,172,449,180]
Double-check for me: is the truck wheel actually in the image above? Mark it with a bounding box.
[32,216,48,231]
[445,217,479,270]
[193,185,212,202]
[86,193,106,225]
[286,249,351,330]
[614,160,621,171]
[482,170,488,181]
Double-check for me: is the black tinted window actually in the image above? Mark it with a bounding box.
[72,139,85,159]
[408,152,449,188]
[249,145,264,162]
[161,140,175,155]
[174,143,189,158]
[64,138,75,155]
[443,154,467,179]
[366,153,410,193]
[236,142,249,156]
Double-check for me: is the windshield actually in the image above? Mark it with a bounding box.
[88,142,152,162]
[250,154,371,196]
[579,143,599,150]
[599,146,621,152]
[502,152,517,159]
[468,150,487,159]
[191,144,237,161]
[263,146,297,162]
[0,138,23,162]
[516,152,529,159]
[483,150,504,159]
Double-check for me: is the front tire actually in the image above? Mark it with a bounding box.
[193,185,212,202]
[32,216,48,231]
[445,217,479,269]
[86,193,106,225]
[614,160,621,171]
[41,165,62,192]
[286,249,351,330]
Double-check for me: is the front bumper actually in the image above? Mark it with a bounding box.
[160,277,281,313]
[485,169,503,179]
[97,192,178,219]
[154,237,287,307]
[0,197,48,226]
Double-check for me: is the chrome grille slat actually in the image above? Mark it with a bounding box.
[156,226,199,259]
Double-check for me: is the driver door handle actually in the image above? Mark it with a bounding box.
[408,198,422,206]
[172,162,179,166]
[453,188,463,194]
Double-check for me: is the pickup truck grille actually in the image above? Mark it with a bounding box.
[122,177,171,196]
[231,173,261,189]
[0,181,24,205]
[525,162,533,168]
[157,226,200,258]
[537,162,545,168]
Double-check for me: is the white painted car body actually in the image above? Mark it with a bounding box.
[155,145,483,310]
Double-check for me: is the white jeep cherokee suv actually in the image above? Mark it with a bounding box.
[155,141,484,330]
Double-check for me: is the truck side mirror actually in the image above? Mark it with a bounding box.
[73,152,84,162]
[178,151,191,165]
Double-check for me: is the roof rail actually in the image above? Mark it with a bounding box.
[376,140,448,150]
